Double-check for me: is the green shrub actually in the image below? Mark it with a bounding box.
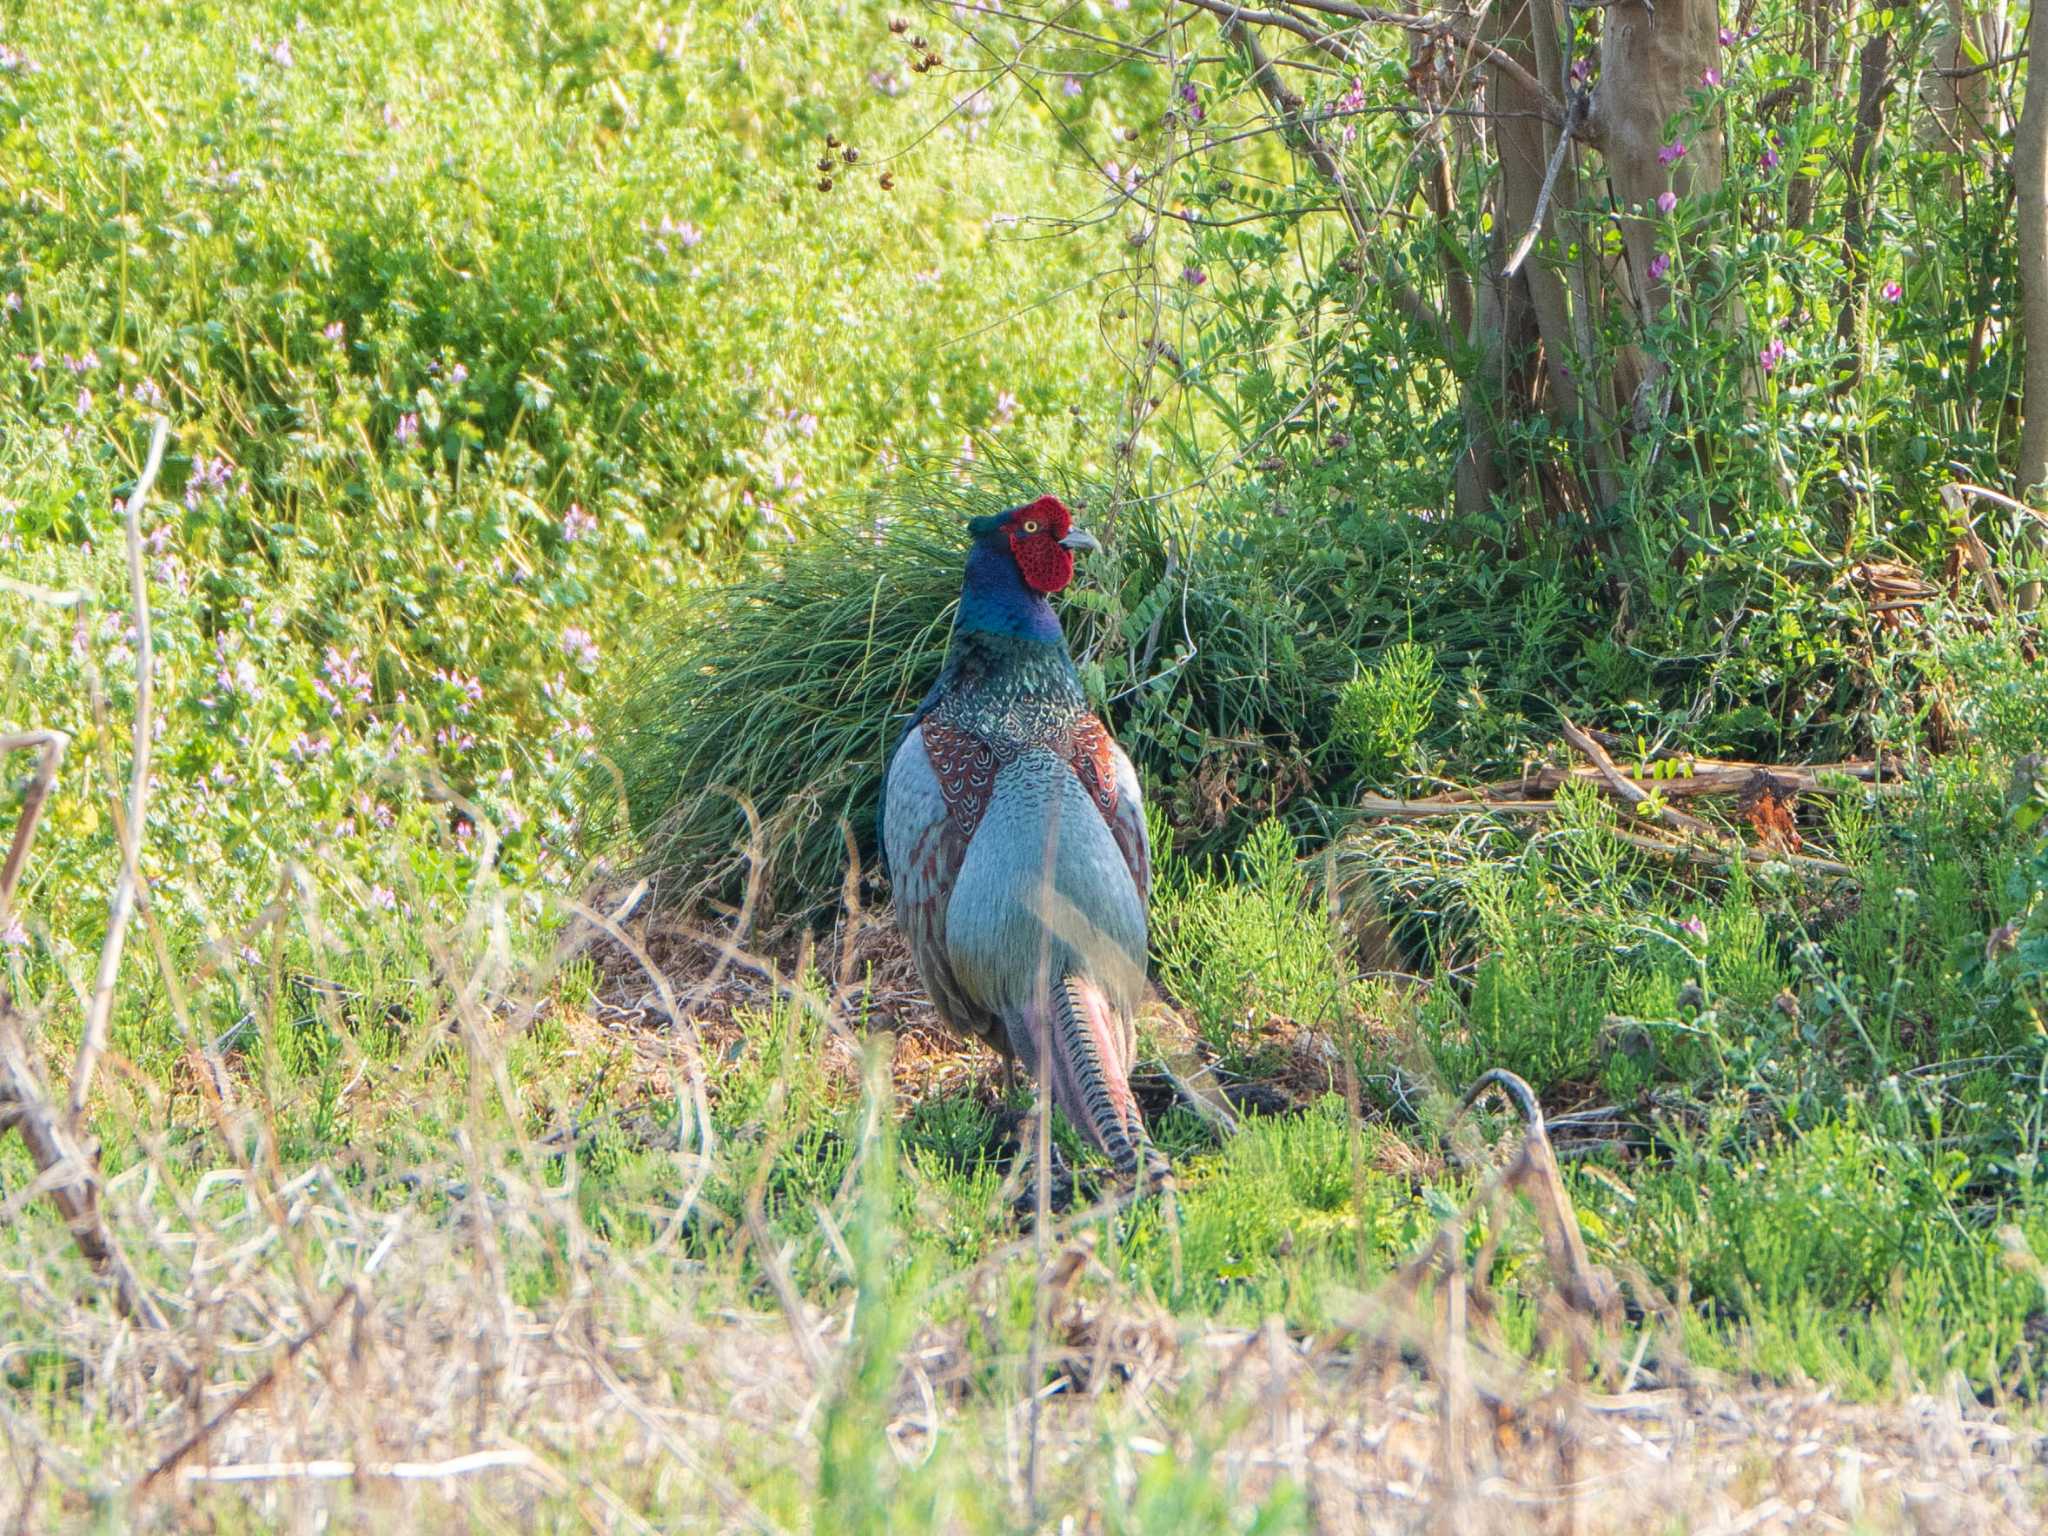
[1332,642,1440,784]
[1150,818,1348,1068]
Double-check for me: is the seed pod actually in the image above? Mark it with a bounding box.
[817,176,834,192]
[817,156,835,173]
[879,171,896,190]
[826,134,841,148]
[842,146,860,164]
[924,51,941,68]
[889,16,908,33]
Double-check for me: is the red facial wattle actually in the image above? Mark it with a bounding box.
[1007,495,1076,594]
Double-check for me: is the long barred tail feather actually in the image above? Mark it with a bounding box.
[1034,973,1146,1175]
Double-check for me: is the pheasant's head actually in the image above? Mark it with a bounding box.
[969,495,1100,595]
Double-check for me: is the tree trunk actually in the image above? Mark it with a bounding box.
[2014,4,2048,605]
[1596,1,1727,363]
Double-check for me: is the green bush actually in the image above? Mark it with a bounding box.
[1332,642,1440,784]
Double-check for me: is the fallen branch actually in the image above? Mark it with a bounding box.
[1558,714,1715,840]
[0,420,176,1342]
[1352,725,1868,878]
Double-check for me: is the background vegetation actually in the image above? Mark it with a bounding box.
[5,0,2048,1529]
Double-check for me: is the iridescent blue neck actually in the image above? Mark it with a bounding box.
[955,533,1063,645]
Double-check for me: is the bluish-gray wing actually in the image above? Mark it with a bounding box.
[882,725,998,1043]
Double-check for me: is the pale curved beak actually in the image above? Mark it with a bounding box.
[1060,527,1101,554]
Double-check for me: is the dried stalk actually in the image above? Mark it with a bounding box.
[138,1283,360,1492]
[73,416,172,1126]
[0,730,68,926]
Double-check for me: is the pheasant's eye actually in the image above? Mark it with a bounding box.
[1021,519,1040,534]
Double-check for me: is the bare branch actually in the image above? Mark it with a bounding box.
[72,416,171,1128]
[0,1001,171,1333]
[0,731,68,928]
[1501,90,1590,279]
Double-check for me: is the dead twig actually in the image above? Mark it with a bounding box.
[0,730,68,927]
[0,1002,170,1333]
[137,1283,361,1493]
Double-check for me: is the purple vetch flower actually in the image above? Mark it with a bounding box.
[369,885,397,911]
[1334,78,1366,144]
[324,321,344,342]
[1702,67,1722,88]
[185,455,236,508]
[1881,280,1903,303]
[1657,191,1677,215]
[1570,57,1592,86]
[1760,337,1789,374]
[1648,253,1671,282]
[1679,916,1707,939]
[266,38,294,68]
[561,626,600,668]
[1,913,25,948]
[394,411,419,445]
[1658,139,1686,168]
[74,388,92,415]
[655,213,703,252]
[321,646,374,712]
[433,666,484,713]
[1,292,18,315]
[1719,27,1736,46]
[1183,265,1208,287]
[65,350,99,374]
[1762,137,1781,171]
[562,502,597,541]
[449,362,468,385]
[992,390,1018,426]
[27,351,43,372]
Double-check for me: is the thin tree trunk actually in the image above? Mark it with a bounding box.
[1835,32,1897,383]
[1789,0,1847,230]
[2013,3,2048,604]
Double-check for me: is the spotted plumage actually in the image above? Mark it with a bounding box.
[881,496,1153,1173]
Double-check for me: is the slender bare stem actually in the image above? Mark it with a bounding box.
[72,416,171,1127]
